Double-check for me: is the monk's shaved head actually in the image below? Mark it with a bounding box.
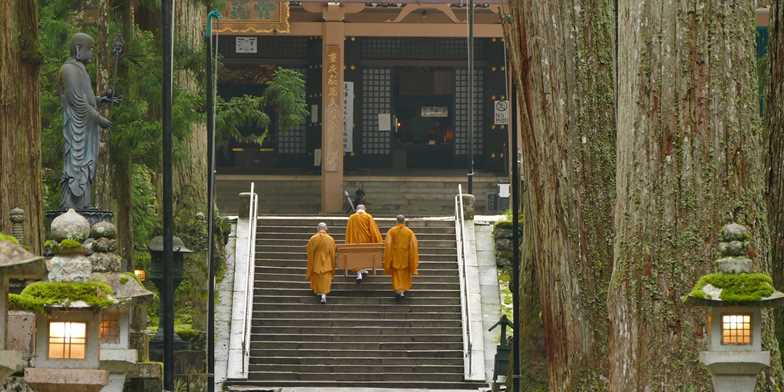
[317,222,328,232]
[397,215,406,224]
[356,204,366,212]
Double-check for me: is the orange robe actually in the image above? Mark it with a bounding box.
[306,231,336,294]
[345,211,383,273]
[383,224,419,293]
[345,211,383,244]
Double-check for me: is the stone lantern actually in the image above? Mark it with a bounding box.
[0,237,47,382]
[148,235,192,359]
[685,223,784,391]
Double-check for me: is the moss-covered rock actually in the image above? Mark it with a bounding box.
[0,232,19,244]
[9,281,116,312]
[688,273,775,303]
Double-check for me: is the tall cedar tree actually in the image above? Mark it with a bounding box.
[501,0,616,389]
[0,0,44,253]
[610,1,783,389]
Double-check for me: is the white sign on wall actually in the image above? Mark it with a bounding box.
[344,81,354,153]
[494,100,509,125]
[235,37,258,54]
[378,113,391,131]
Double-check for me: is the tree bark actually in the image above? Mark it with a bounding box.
[501,0,616,389]
[768,0,784,366]
[174,0,209,331]
[0,0,43,253]
[610,1,783,390]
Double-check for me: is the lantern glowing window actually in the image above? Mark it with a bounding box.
[134,268,146,282]
[721,314,752,345]
[48,322,87,359]
[100,318,120,344]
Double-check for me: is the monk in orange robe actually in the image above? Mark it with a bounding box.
[384,215,419,300]
[306,222,336,304]
[345,204,382,283]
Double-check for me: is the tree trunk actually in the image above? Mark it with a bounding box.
[501,0,616,389]
[768,0,784,365]
[174,0,209,331]
[0,0,43,253]
[94,0,114,212]
[610,1,783,390]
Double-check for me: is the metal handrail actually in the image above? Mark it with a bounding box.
[237,182,258,376]
[454,184,472,378]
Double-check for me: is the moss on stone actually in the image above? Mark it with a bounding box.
[58,239,85,255]
[0,232,19,244]
[689,273,775,303]
[9,281,115,312]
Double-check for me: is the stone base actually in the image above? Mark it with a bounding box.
[0,351,25,382]
[24,368,108,392]
[149,332,189,362]
[100,374,126,392]
[123,362,162,392]
[100,348,138,364]
[700,350,770,392]
[46,208,113,228]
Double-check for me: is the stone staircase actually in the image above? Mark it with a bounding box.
[225,217,487,390]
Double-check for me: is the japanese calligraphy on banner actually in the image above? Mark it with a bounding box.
[324,45,342,172]
[215,0,290,34]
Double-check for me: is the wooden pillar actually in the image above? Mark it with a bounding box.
[320,8,346,213]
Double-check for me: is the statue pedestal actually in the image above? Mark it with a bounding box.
[46,208,113,227]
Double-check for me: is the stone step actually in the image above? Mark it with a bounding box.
[256,238,457,248]
[226,379,486,390]
[258,253,458,262]
[257,231,457,241]
[247,370,464,382]
[258,220,454,227]
[249,363,464,374]
[249,356,464,366]
[253,302,461,312]
[250,326,463,336]
[251,340,462,351]
[253,294,460,305]
[257,245,457,255]
[252,333,462,343]
[253,280,461,290]
[253,310,460,321]
[254,287,460,298]
[248,348,463,358]
[251,318,461,328]
[251,331,463,344]
[255,266,459,277]
[256,273,459,283]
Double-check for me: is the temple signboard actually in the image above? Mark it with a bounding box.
[215,0,290,34]
[324,45,342,172]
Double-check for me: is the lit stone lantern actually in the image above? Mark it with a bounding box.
[0,236,47,382]
[685,223,784,391]
[16,210,112,392]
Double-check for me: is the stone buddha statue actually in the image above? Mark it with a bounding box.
[59,32,115,210]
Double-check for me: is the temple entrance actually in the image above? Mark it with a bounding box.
[391,67,456,169]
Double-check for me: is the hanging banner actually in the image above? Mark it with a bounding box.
[216,0,290,34]
[324,45,342,172]
[344,81,355,153]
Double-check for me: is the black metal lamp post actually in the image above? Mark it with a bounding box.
[148,235,192,364]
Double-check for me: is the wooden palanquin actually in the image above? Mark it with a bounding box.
[335,243,385,278]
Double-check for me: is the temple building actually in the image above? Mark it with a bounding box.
[214,0,509,215]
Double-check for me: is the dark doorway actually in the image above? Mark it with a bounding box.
[392,67,456,169]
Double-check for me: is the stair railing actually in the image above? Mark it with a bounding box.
[454,184,473,379]
[238,182,259,377]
